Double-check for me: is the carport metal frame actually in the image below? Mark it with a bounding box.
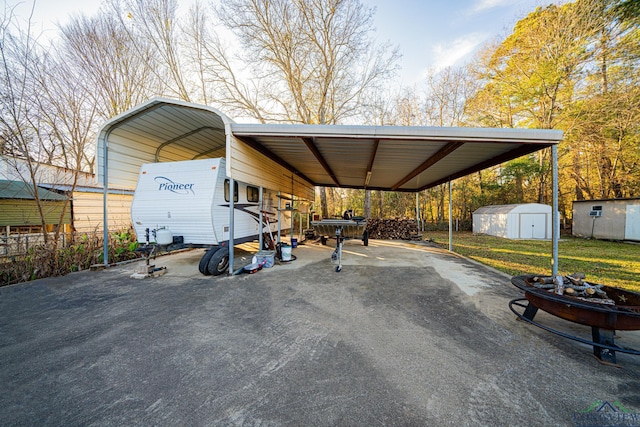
[97,97,562,275]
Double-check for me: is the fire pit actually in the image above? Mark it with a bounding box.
[509,274,640,365]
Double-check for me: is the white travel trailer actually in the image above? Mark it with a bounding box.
[131,158,288,275]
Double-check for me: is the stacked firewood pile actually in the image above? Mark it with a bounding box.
[366,218,422,241]
[531,273,614,304]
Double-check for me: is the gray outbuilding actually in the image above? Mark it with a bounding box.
[572,198,640,241]
[473,203,554,240]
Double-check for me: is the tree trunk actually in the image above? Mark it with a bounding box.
[319,186,328,218]
[437,185,445,221]
[515,175,524,203]
[537,149,547,204]
[364,189,371,219]
[573,147,585,200]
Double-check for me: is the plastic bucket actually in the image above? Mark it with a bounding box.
[281,244,292,261]
[291,238,298,248]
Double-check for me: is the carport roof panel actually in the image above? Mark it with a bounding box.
[97,98,233,188]
[97,98,562,192]
[230,123,562,191]
[110,104,226,139]
[390,141,542,191]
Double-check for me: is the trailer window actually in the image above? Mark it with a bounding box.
[224,179,238,203]
[247,186,259,203]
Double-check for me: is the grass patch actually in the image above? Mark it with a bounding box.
[426,231,640,292]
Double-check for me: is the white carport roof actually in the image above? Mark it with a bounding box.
[97,97,563,196]
[97,97,563,273]
[231,124,562,192]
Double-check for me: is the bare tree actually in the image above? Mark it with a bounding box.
[58,10,159,119]
[207,0,400,125]
[183,1,213,105]
[0,5,52,237]
[208,0,399,217]
[423,65,478,127]
[182,1,269,120]
[36,45,99,175]
[0,5,86,257]
[116,0,191,101]
[395,87,423,126]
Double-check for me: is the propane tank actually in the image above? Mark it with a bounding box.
[155,228,173,245]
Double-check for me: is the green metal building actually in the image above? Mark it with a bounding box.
[0,180,71,230]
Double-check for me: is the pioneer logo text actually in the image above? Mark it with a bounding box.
[154,176,195,195]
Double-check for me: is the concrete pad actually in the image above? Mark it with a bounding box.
[1,239,639,426]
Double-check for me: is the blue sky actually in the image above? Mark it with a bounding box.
[368,0,555,83]
[11,0,557,84]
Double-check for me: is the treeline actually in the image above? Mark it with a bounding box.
[1,0,639,231]
[318,0,640,222]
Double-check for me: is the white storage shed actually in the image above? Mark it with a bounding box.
[473,203,553,240]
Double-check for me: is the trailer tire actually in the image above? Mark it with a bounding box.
[207,247,230,276]
[362,230,369,246]
[199,247,217,275]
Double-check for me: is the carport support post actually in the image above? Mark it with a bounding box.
[228,177,235,275]
[448,179,453,252]
[552,145,559,276]
[415,193,421,233]
[277,192,282,243]
[258,187,264,250]
[103,182,108,266]
[102,130,110,266]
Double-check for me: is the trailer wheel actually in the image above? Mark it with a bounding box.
[199,247,217,275]
[207,247,230,276]
[362,230,369,247]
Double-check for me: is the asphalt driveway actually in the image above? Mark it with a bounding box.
[1,240,639,426]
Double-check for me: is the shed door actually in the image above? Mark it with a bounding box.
[520,214,546,239]
[625,205,640,241]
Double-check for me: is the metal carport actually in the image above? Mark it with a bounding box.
[97,97,563,273]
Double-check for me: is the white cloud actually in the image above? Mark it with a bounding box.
[429,32,488,72]
[471,0,513,13]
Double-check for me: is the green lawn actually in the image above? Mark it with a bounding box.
[425,231,640,292]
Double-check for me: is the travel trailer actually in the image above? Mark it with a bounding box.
[131,158,288,275]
